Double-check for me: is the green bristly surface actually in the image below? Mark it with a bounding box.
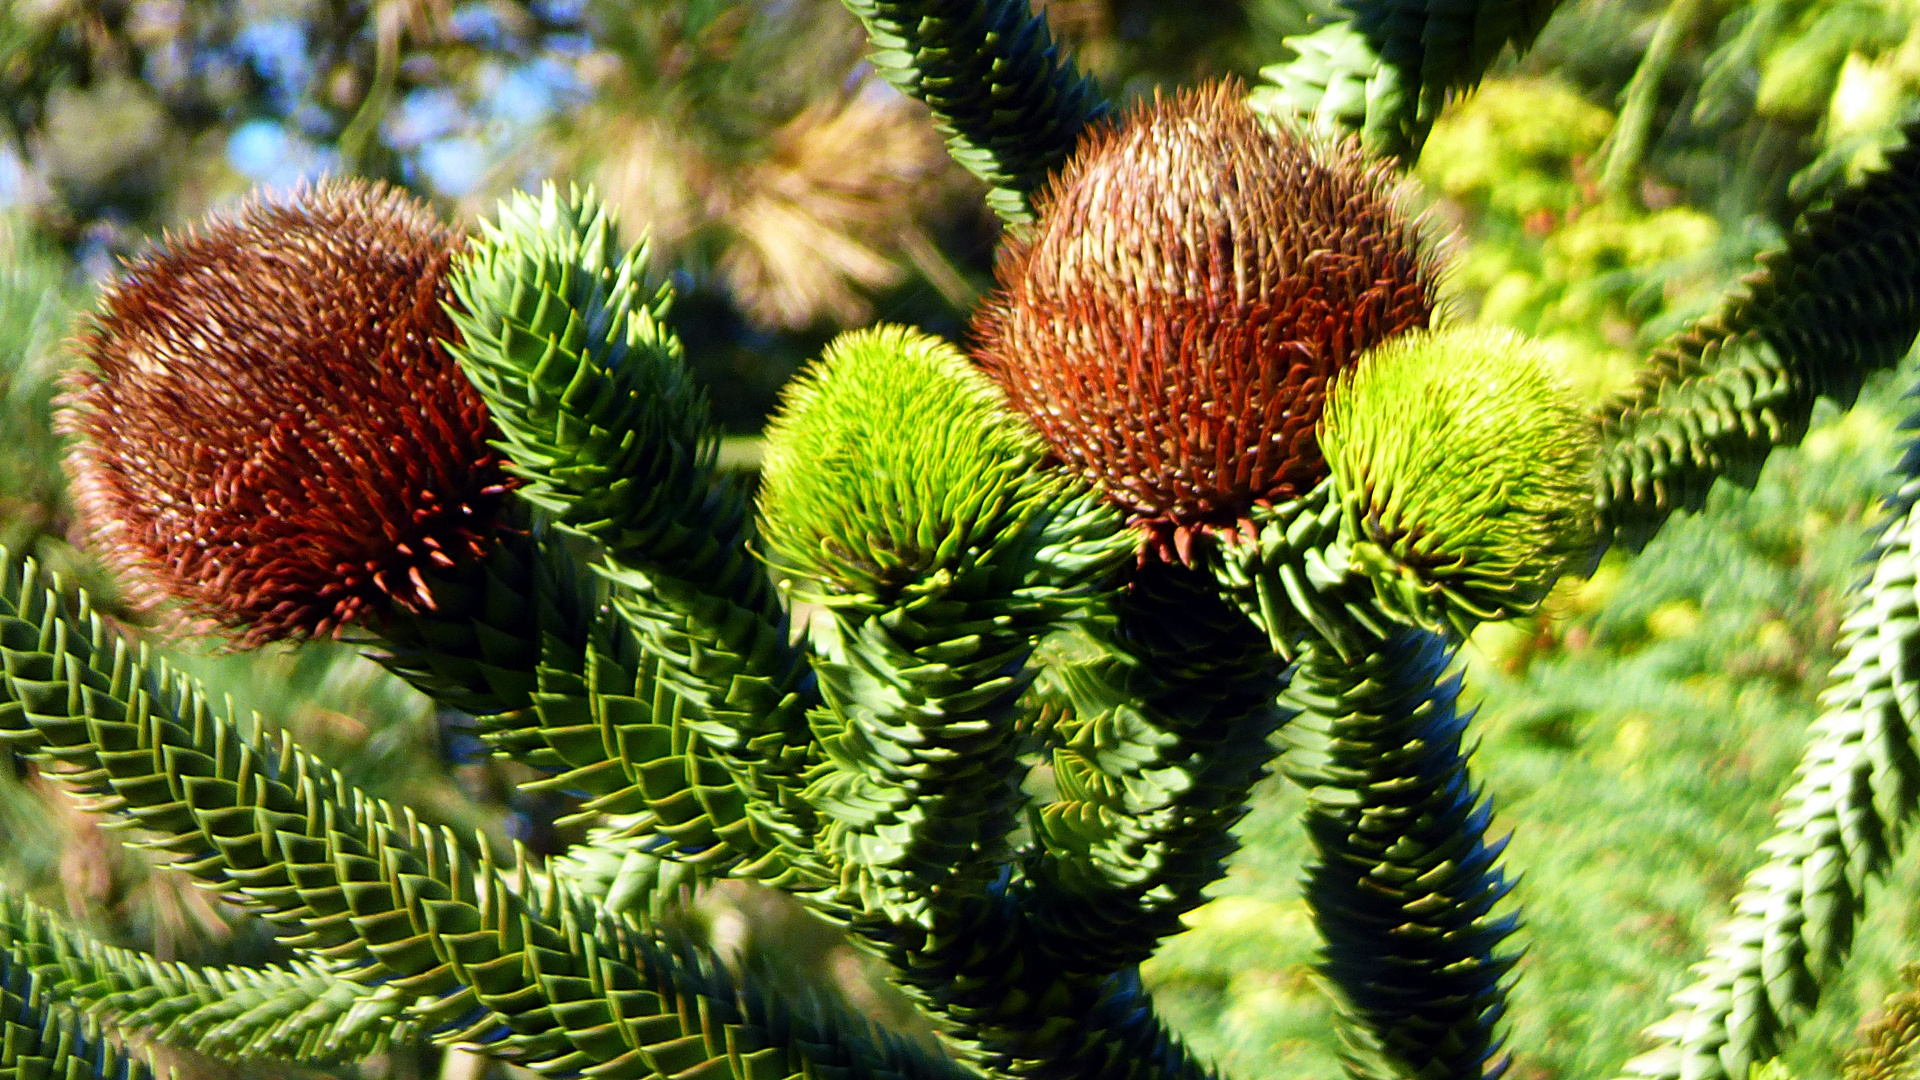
[836,0,1108,223]
[763,326,1105,927]
[1322,326,1598,638]
[448,185,818,881]
[1599,116,1920,552]
[1248,0,1564,159]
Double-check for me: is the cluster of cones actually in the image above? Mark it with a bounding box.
[59,82,1590,646]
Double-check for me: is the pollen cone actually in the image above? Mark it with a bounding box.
[60,179,510,645]
[972,81,1437,562]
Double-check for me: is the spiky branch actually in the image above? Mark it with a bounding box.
[1598,116,1920,551]
[836,0,1108,223]
[1248,0,1566,159]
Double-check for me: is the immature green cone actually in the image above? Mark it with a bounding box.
[1321,325,1597,637]
[760,324,1129,927]
[760,324,1050,599]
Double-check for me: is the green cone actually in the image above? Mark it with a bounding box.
[1321,324,1598,637]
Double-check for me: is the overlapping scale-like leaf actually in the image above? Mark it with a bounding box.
[837,0,1108,223]
[0,551,973,1080]
[1,946,148,1080]
[0,893,407,1064]
[1020,561,1290,976]
[371,507,595,723]
[1599,117,1920,551]
[1212,489,1518,1080]
[1249,0,1563,159]
[760,326,1130,927]
[1282,627,1518,1080]
[448,184,817,880]
[1622,463,1920,1080]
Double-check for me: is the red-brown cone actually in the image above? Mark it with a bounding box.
[971,82,1438,563]
[59,179,510,645]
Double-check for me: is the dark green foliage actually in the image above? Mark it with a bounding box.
[1212,487,1516,1080]
[370,505,592,720]
[836,0,1109,222]
[449,186,818,879]
[1248,22,1410,157]
[0,548,972,1080]
[1600,117,1920,551]
[1021,561,1290,977]
[859,895,1208,1080]
[800,480,1121,928]
[1284,627,1517,1080]
[760,328,1130,927]
[1210,481,1386,663]
[1249,0,1564,158]
[1619,448,1920,1080]
[1,947,149,1080]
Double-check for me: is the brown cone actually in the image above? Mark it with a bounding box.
[971,81,1438,563]
[59,179,509,645]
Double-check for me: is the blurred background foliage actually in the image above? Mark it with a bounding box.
[3,1,1920,1079]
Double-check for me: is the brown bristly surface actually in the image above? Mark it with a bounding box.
[972,81,1437,562]
[59,178,510,644]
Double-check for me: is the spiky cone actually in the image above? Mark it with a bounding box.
[758,325,1130,929]
[0,554,972,1080]
[2,946,151,1080]
[973,82,1438,565]
[1320,326,1598,639]
[447,184,817,881]
[55,179,582,723]
[1204,328,1591,1080]
[1599,116,1920,551]
[1620,462,1920,1080]
[1212,325,1597,653]
[1016,558,1292,977]
[757,327,1228,1080]
[839,0,1108,223]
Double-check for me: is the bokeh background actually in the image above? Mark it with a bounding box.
[3,2,1920,1079]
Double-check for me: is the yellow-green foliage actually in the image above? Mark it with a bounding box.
[758,324,1048,596]
[1418,78,1612,220]
[1320,325,1598,631]
[1417,78,1726,403]
[1755,0,1913,121]
[1794,3,1920,193]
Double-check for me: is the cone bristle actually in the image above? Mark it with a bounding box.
[59,179,509,644]
[972,81,1437,560]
